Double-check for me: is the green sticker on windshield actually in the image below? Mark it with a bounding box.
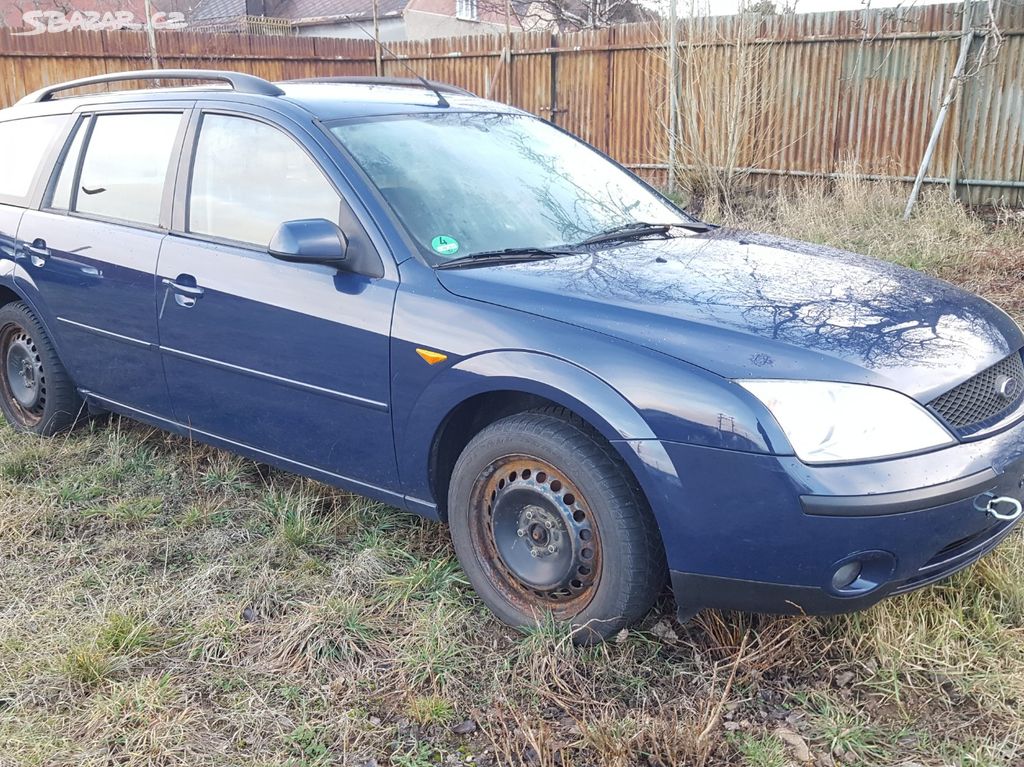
[431,235,460,256]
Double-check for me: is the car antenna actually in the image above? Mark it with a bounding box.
[347,19,450,108]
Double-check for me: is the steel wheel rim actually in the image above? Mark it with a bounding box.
[0,323,45,427]
[469,455,602,618]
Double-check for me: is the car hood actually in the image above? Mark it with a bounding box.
[435,229,1023,402]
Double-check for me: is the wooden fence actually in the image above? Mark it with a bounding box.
[1,1,1022,206]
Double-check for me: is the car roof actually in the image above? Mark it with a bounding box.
[278,81,519,121]
[0,75,520,123]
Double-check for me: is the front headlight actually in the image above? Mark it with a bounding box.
[738,380,955,464]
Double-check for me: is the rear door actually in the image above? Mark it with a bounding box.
[157,105,400,491]
[16,107,190,416]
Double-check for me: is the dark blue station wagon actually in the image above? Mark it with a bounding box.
[1,70,1022,640]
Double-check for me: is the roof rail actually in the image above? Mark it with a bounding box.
[16,69,285,105]
[287,76,474,97]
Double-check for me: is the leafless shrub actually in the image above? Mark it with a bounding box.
[660,1,788,217]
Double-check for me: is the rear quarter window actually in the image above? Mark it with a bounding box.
[0,115,65,206]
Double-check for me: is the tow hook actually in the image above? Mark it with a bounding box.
[974,492,1024,521]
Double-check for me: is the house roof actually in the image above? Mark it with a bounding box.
[190,0,245,21]
[1,0,191,28]
[190,0,527,28]
[192,0,410,22]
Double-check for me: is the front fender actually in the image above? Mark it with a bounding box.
[394,350,657,508]
[393,350,700,570]
[391,264,791,519]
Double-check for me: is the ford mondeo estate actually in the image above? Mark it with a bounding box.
[1,70,1022,640]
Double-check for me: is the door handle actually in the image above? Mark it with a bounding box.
[161,277,205,309]
[162,278,205,298]
[24,239,49,267]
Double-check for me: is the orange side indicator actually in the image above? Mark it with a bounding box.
[416,348,448,365]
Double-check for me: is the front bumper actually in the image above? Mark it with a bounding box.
[671,512,1019,617]
[643,415,1024,619]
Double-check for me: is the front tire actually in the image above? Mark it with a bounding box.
[0,301,82,435]
[448,410,666,642]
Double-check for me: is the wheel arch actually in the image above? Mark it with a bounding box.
[0,275,65,362]
[399,350,664,521]
[430,390,573,520]
[422,385,688,598]
[0,281,23,308]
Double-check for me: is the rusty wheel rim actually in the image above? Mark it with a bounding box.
[468,455,602,618]
[0,322,45,429]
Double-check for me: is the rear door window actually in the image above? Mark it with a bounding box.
[187,113,340,248]
[0,115,65,205]
[74,112,182,227]
[49,117,90,212]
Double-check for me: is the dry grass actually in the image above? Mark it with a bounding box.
[707,169,1024,294]
[1,182,1023,766]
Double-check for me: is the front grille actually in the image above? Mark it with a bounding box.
[928,351,1024,434]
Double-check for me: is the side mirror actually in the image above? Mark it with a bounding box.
[268,219,348,267]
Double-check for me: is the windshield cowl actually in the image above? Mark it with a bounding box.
[435,246,571,270]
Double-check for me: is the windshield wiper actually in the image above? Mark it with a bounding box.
[435,246,572,270]
[577,220,714,247]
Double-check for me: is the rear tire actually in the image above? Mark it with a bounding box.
[0,301,82,435]
[448,410,666,642]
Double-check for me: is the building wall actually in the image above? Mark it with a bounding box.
[296,16,407,40]
[403,9,507,39]
[296,10,508,41]
[406,0,516,28]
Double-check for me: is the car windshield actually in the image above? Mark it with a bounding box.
[329,112,693,263]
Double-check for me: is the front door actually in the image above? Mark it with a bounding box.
[16,109,187,416]
[157,109,399,491]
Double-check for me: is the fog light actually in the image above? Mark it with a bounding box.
[831,561,862,590]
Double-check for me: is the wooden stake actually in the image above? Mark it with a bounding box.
[372,0,383,77]
[904,27,974,220]
[143,0,159,69]
[667,0,679,194]
[504,0,513,104]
